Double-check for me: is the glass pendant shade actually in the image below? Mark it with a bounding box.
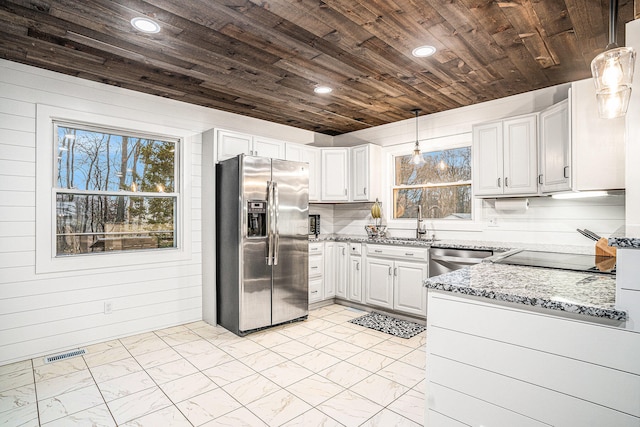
[590,0,636,118]
[412,145,424,165]
[590,47,636,118]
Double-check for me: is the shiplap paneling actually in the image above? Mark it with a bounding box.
[426,292,640,426]
[0,59,315,366]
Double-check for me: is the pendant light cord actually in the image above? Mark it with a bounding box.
[607,0,619,49]
[411,108,420,146]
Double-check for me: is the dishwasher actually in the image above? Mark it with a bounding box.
[428,247,494,277]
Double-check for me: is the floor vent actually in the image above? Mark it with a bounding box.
[44,348,87,364]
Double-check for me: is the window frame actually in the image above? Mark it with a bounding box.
[53,121,180,256]
[36,104,192,273]
[383,133,482,233]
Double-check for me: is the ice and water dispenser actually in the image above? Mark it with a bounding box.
[247,200,267,238]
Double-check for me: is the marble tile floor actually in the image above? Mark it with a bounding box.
[1,304,426,427]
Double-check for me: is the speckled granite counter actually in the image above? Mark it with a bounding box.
[425,263,626,321]
[310,234,595,255]
[608,236,640,249]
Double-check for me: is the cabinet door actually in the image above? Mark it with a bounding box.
[348,256,363,303]
[503,115,538,195]
[364,258,394,309]
[253,137,286,159]
[472,122,504,196]
[540,100,571,193]
[393,261,428,317]
[324,242,336,299]
[335,243,349,299]
[217,130,252,161]
[321,148,349,201]
[351,145,369,201]
[287,144,321,201]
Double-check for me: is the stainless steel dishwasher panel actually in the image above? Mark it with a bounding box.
[429,248,493,277]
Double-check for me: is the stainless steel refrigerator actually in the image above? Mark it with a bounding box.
[216,155,309,336]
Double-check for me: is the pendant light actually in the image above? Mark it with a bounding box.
[590,0,636,119]
[411,109,424,165]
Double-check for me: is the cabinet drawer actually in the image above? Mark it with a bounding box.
[366,244,428,261]
[309,256,323,277]
[309,277,323,302]
[309,242,323,254]
[349,242,362,256]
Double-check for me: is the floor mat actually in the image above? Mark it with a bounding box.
[349,312,426,339]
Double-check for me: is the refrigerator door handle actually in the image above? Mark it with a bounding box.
[273,181,280,265]
[267,180,274,265]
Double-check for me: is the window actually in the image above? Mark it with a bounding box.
[54,122,178,255]
[393,147,471,220]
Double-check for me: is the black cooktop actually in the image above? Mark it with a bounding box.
[495,250,616,274]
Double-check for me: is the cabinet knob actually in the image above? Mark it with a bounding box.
[538,174,543,185]
[563,166,570,179]
[388,266,392,276]
[356,262,360,271]
[497,178,501,188]
[364,187,367,195]
[505,177,509,187]
[405,253,414,256]
[394,267,397,277]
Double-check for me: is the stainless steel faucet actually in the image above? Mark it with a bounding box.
[416,205,427,239]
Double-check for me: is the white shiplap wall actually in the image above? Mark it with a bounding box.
[0,59,316,366]
[322,195,624,247]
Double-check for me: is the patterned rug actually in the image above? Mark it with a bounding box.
[349,312,426,339]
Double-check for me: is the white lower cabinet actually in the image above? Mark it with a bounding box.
[334,243,348,299]
[348,243,363,303]
[393,261,428,316]
[323,242,336,299]
[309,242,324,303]
[365,244,429,317]
[364,257,395,310]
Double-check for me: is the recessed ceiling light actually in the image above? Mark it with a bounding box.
[412,45,437,57]
[131,17,161,33]
[314,86,333,94]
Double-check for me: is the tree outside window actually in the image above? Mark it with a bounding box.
[55,123,178,255]
[393,147,471,220]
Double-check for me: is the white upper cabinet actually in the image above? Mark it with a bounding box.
[538,80,625,194]
[473,121,504,196]
[472,114,538,197]
[321,148,350,201]
[570,79,625,191]
[217,129,252,161]
[503,115,538,195]
[539,100,571,193]
[216,130,286,161]
[351,144,381,202]
[286,143,321,201]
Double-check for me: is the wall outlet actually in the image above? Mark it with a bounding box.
[488,217,499,227]
[104,301,113,315]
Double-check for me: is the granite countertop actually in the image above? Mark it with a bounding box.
[425,263,626,321]
[310,234,594,254]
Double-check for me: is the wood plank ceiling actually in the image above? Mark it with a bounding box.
[0,0,635,135]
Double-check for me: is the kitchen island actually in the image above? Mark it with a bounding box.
[424,263,640,426]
